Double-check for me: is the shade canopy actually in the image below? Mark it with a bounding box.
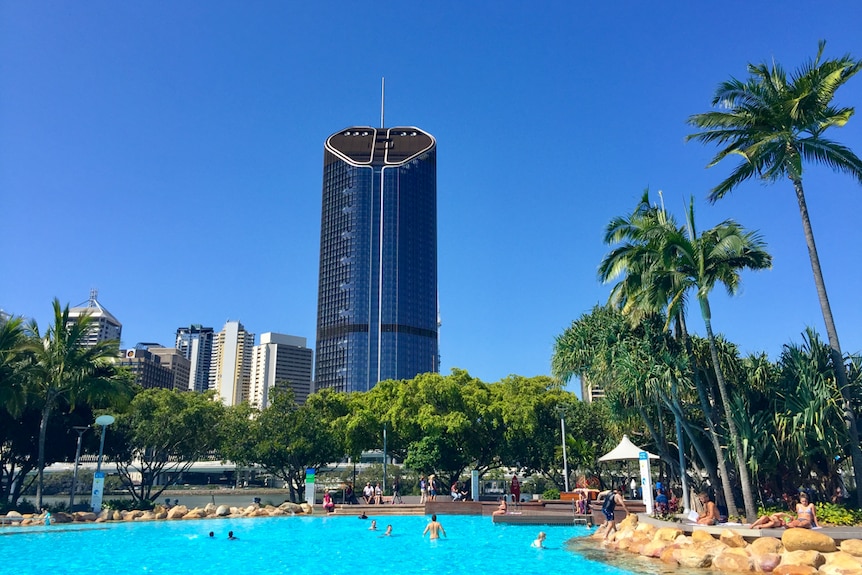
[598,434,658,462]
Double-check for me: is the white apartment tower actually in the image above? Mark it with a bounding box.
[175,325,214,392]
[250,332,314,408]
[209,321,255,406]
[67,289,122,347]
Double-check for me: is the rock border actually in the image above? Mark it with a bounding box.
[2,501,312,527]
[592,513,862,574]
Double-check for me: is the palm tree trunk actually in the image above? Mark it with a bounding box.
[701,298,757,522]
[36,402,53,511]
[683,332,739,517]
[792,177,862,507]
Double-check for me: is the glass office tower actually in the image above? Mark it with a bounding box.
[315,126,438,393]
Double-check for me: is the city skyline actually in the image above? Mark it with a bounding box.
[2,3,861,387]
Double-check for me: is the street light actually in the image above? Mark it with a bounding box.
[69,425,89,511]
[91,414,115,512]
[557,408,569,492]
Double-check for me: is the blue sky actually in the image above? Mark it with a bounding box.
[2,2,861,388]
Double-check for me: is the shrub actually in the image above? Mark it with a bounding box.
[815,502,862,526]
[542,488,560,500]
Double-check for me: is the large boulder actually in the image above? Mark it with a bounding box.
[712,547,754,572]
[659,544,681,565]
[772,565,818,575]
[782,528,836,553]
[779,549,826,569]
[752,552,782,573]
[840,539,862,557]
[182,507,208,519]
[51,512,73,524]
[167,505,189,519]
[640,538,671,558]
[751,536,784,555]
[5,511,22,518]
[692,529,716,544]
[204,503,216,515]
[215,505,230,517]
[675,545,716,569]
[74,511,97,522]
[653,527,683,542]
[719,528,747,548]
[820,550,862,575]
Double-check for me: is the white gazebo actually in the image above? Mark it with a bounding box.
[598,435,658,462]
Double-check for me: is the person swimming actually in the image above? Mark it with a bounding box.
[228,531,238,540]
[531,531,546,548]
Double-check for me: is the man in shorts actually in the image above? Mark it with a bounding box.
[599,487,628,539]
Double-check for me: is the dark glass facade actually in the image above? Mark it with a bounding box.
[315,127,438,393]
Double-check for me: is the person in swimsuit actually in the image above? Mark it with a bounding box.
[422,514,446,539]
[599,487,629,539]
[696,491,720,525]
[786,492,817,528]
[531,531,546,548]
[492,497,507,516]
[751,512,791,529]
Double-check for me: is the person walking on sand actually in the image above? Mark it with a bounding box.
[423,514,446,540]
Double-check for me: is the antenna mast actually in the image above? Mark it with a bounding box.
[380,77,385,128]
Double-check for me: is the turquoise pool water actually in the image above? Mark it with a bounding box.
[0,515,637,575]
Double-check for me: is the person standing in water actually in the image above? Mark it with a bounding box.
[422,514,447,540]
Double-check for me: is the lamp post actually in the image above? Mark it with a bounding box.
[560,410,569,492]
[69,426,89,511]
[91,414,115,513]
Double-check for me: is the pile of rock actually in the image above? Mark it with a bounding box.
[2,501,312,527]
[595,514,862,574]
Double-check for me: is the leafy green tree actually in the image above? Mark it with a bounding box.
[107,389,225,502]
[688,41,862,505]
[25,299,134,509]
[254,388,343,502]
[0,317,29,417]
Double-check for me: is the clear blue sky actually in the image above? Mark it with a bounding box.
[2,2,861,387]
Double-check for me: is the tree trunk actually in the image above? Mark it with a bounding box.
[685,336,739,518]
[36,402,53,511]
[792,177,862,508]
[701,298,757,522]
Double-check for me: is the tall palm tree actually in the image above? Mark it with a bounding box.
[25,299,133,509]
[601,193,771,521]
[687,41,862,505]
[599,192,734,516]
[0,316,30,416]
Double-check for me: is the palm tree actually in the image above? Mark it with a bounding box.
[0,316,30,416]
[600,193,771,521]
[599,192,735,516]
[687,41,862,505]
[25,299,133,509]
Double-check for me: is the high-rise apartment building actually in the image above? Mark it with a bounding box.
[315,126,439,393]
[147,346,192,392]
[250,332,314,408]
[118,347,174,390]
[209,321,255,405]
[67,290,122,347]
[175,325,214,392]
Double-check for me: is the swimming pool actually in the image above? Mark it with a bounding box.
[0,515,638,575]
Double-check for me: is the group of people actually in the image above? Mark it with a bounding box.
[419,475,439,503]
[751,492,818,529]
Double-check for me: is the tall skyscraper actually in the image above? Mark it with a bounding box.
[209,320,255,406]
[315,126,439,393]
[250,332,314,408]
[67,289,122,348]
[175,325,214,393]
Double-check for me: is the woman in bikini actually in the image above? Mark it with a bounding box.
[751,511,790,529]
[786,492,817,528]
